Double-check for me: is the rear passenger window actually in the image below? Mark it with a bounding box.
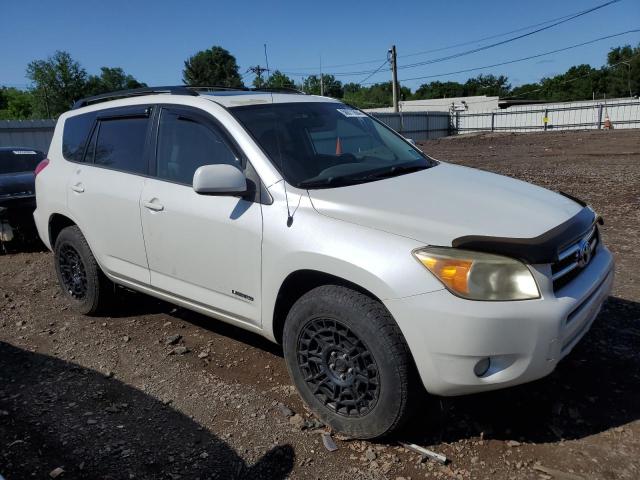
[94,117,149,174]
[156,110,239,185]
[62,112,97,162]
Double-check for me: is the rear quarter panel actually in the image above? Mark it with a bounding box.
[34,116,76,250]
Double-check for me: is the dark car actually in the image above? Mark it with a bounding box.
[0,147,45,250]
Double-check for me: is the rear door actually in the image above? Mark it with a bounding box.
[66,106,152,284]
[140,105,263,326]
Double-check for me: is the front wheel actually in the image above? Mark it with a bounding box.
[54,225,113,315]
[283,285,416,439]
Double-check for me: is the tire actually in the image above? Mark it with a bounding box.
[54,225,113,315]
[283,285,416,439]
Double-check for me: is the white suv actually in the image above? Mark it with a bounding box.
[34,86,614,439]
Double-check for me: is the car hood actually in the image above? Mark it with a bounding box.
[307,162,583,247]
[0,172,36,197]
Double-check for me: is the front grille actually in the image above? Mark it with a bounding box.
[551,225,598,291]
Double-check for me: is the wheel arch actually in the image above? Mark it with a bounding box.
[271,269,387,345]
[48,213,77,248]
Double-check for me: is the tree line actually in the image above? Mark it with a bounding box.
[1,44,637,119]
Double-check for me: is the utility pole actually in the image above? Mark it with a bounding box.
[620,61,632,98]
[249,65,269,87]
[390,45,399,112]
[320,55,324,96]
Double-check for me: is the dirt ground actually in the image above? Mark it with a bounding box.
[1,129,639,480]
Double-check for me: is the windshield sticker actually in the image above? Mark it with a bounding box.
[12,150,38,155]
[336,108,367,118]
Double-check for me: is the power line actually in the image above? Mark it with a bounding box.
[363,29,640,85]
[398,0,622,71]
[273,0,621,75]
[501,53,640,101]
[279,66,385,77]
[399,11,584,59]
[357,59,390,85]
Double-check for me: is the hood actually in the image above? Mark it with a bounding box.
[308,163,583,247]
[0,172,36,197]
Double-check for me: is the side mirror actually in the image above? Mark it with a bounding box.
[193,164,247,196]
[404,137,417,146]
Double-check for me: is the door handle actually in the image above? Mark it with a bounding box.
[143,201,164,212]
[70,183,85,193]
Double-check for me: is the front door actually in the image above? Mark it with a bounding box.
[140,106,263,326]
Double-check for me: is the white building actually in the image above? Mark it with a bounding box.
[364,95,500,113]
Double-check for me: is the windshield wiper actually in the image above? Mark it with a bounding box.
[354,164,428,181]
[296,177,355,189]
[298,164,429,189]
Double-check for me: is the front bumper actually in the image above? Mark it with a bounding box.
[385,244,614,396]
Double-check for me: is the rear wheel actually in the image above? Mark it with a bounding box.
[283,285,416,439]
[54,226,113,315]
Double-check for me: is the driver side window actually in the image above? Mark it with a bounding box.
[156,109,239,185]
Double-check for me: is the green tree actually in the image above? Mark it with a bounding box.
[26,51,87,117]
[463,74,511,97]
[85,67,146,96]
[302,75,343,97]
[183,46,243,87]
[254,70,295,89]
[605,44,639,97]
[0,87,34,120]
[343,83,362,96]
[413,81,465,99]
[343,82,410,109]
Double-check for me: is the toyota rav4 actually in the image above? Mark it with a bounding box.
[33,86,614,439]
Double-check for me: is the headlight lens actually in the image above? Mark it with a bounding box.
[413,247,540,301]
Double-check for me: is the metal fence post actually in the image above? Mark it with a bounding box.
[597,104,603,129]
[543,108,548,131]
[455,112,460,134]
[491,112,495,132]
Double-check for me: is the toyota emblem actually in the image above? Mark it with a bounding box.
[576,239,592,268]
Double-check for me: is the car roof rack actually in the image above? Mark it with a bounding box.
[72,85,306,110]
[188,85,305,95]
[72,86,198,109]
[251,87,306,94]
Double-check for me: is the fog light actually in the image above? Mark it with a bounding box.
[474,357,491,377]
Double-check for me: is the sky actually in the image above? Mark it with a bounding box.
[1,0,639,92]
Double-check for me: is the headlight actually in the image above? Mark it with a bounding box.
[413,247,540,301]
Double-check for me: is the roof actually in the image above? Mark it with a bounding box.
[199,91,339,108]
[71,86,340,110]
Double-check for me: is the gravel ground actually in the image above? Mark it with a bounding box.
[1,129,639,480]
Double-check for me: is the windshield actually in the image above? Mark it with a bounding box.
[231,102,436,188]
[0,149,44,174]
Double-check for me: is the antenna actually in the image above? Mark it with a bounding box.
[320,54,324,96]
[264,43,294,227]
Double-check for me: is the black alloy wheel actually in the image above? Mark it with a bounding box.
[297,318,380,417]
[58,244,88,299]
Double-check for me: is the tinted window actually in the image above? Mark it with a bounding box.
[63,112,97,162]
[0,150,44,174]
[94,117,149,174]
[156,110,239,185]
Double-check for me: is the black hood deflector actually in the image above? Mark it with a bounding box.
[452,206,598,264]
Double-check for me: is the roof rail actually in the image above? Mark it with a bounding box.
[72,86,198,109]
[187,85,248,93]
[190,85,305,95]
[71,84,307,110]
[252,87,306,95]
